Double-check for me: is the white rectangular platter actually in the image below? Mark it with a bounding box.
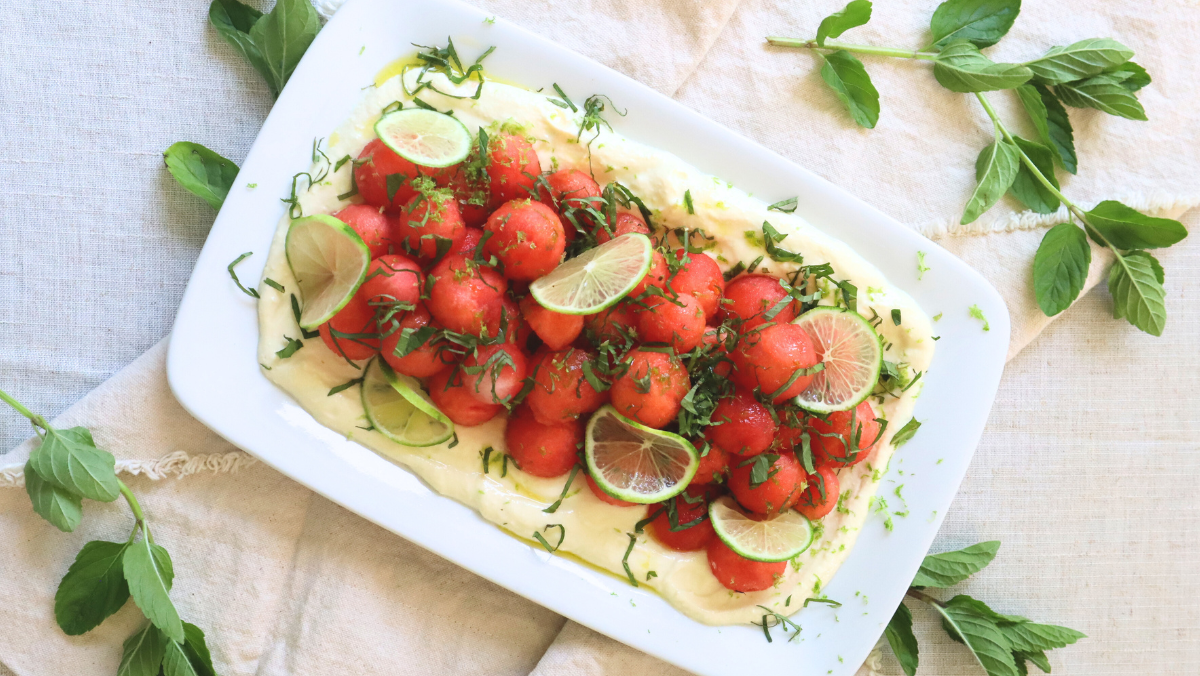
[167,0,1011,673]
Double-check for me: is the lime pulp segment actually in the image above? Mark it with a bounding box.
[374,108,472,168]
[286,214,371,329]
[792,306,883,413]
[584,405,698,504]
[529,233,653,315]
[361,358,454,447]
[709,496,814,562]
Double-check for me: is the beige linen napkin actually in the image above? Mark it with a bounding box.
[2,0,1197,674]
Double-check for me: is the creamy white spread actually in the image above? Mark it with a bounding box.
[255,70,935,626]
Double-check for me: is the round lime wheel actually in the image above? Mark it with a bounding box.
[374,108,472,168]
[709,496,814,562]
[792,306,883,413]
[361,358,454,447]
[286,214,371,329]
[584,405,698,504]
[529,233,653,315]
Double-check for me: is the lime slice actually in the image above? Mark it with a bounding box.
[529,233,653,315]
[792,307,883,413]
[584,405,698,504]
[374,109,472,168]
[286,214,371,329]
[361,358,455,447]
[709,496,814,562]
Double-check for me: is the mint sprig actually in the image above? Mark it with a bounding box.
[888,541,1085,676]
[0,389,218,676]
[209,0,320,98]
[767,0,1187,336]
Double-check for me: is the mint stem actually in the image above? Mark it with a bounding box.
[0,387,48,429]
[905,587,943,606]
[972,92,1133,274]
[766,37,939,60]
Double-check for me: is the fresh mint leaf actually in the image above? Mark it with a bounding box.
[1015,650,1052,673]
[209,0,270,89]
[891,418,922,449]
[885,602,920,676]
[28,426,121,503]
[164,624,217,676]
[962,139,1020,224]
[117,622,167,676]
[1024,38,1133,85]
[913,540,1000,587]
[163,142,239,210]
[820,50,880,129]
[54,540,131,635]
[816,0,873,47]
[1015,85,1051,154]
[249,0,320,98]
[945,594,1029,624]
[24,460,83,532]
[1055,72,1147,121]
[179,623,218,676]
[929,0,1021,49]
[1000,621,1086,652]
[1085,200,1188,250]
[124,538,184,642]
[1033,84,1077,174]
[935,595,1020,676]
[1033,223,1090,316]
[1108,251,1167,336]
[1008,136,1059,214]
[1107,61,1150,92]
[933,41,1032,93]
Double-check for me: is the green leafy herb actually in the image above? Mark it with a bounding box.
[885,602,920,676]
[0,390,216,676]
[962,139,1020,225]
[913,540,1000,587]
[275,335,304,358]
[1032,84,1077,173]
[124,538,183,641]
[1007,137,1060,214]
[261,278,285,293]
[25,462,83,532]
[1108,250,1167,336]
[210,0,320,98]
[1024,38,1134,86]
[542,465,580,514]
[929,0,1020,49]
[118,622,167,676]
[55,540,131,635]
[533,524,565,553]
[1108,61,1150,92]
[163,142,238,210]
[226,252,259,298]
[891,308,902,325]
[816,0,873,47]
[753,605,803,643]
[968,304,990,331]
[622,533,639,587]
[683,189,695,214]
[933,41,1032,93]
[767,196,799,213]
[891,417,922,449]
[1055,72,1147,121]
[1032,223,1090,316]
[327,377,364,396]
[820,50,880,129]
[934,595,1021,676]
[1085,200,1188,250]
[803,597,842,608]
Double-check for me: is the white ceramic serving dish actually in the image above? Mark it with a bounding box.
[167,0,1010,673]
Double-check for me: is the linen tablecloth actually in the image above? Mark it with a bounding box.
[2,0,1197,674]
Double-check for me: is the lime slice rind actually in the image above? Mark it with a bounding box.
[792,307,883,414]
[362,358,454,447]
[585,405,698,504]
[709,496,814,563]
[530,233,653,315]
[286,215,371,329]
[374,109,472,168]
